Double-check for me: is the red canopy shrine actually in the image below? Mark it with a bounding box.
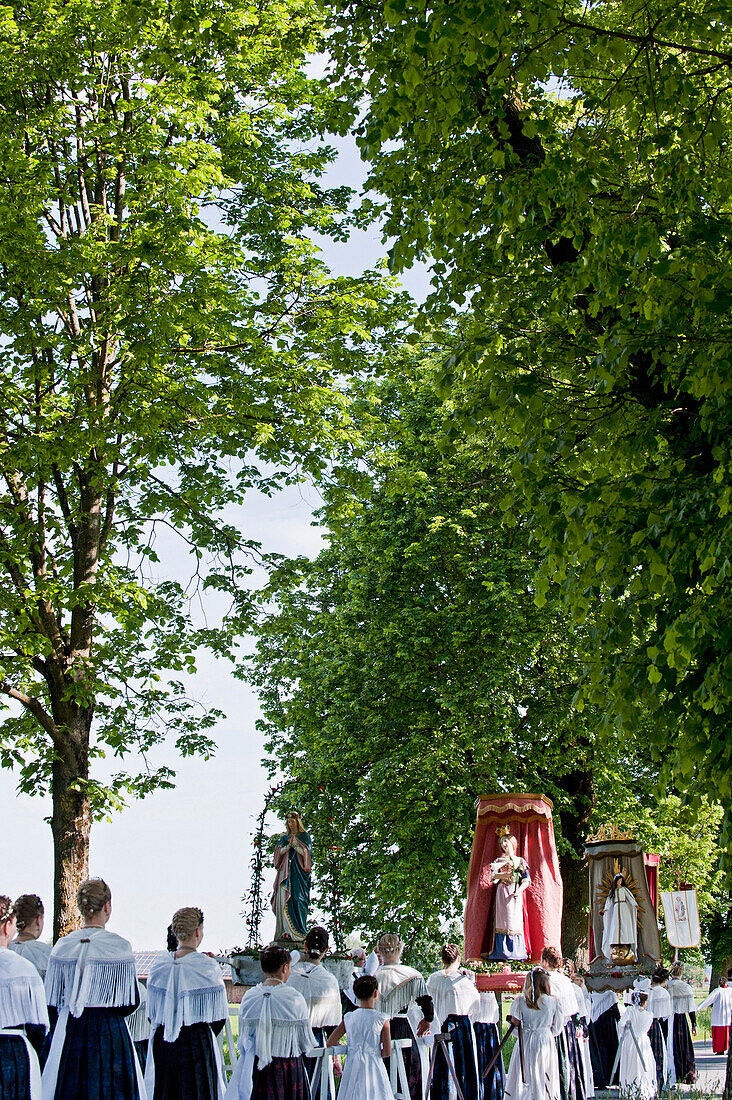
[465,793,564,961]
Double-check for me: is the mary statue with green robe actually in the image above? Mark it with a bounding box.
[271,811,313,943]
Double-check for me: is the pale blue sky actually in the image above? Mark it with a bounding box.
[1,131,431,951]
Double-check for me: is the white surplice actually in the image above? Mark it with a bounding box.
[698,985,732,1027]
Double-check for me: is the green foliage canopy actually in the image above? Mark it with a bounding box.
[0,0,404,931]
[326,0,732,852]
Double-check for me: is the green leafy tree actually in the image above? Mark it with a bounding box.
[326,0,732,867]
[252,365,642,959]
[0,0,403,936]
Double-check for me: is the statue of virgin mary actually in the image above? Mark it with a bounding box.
[601,871,638,962]
[271,811,313,944]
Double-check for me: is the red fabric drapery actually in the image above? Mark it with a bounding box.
[464,793,563,961]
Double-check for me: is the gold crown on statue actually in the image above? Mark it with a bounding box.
[496,825,513,838]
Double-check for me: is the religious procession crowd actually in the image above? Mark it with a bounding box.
[2,881,732,1100]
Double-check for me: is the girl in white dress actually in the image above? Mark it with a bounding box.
[505,968,563,1100]
[617,993,655,1100]
[327,975,392,1100]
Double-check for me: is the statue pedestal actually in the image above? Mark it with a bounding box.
[475,970,527,995]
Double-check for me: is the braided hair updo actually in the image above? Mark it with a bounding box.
[77,878,111,919]
[14,894,44,932]
[171,907,204,943]
[304,926,329,959]
[0,895,15,925]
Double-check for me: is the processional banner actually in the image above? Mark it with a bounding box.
[661,888,701,949]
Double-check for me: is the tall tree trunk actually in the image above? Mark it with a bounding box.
[557,766,595,963]
[50,710,92,940]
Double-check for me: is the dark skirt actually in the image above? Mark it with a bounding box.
[673,1012,696,1084]
[251,1055,311,1100]
[431,1014,479,1100]
[649,1018,668,1091]
[0,1032,32,1100]
[151,1023,220,1099]
[556,1019,586,1100]
[134,1039,148,1073]
[588,1004,619,1089]
[388,1015,424,1100]
[52,1007,141,1100]
[474,1021,504,1100]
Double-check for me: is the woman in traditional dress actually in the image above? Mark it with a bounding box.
[647,967,673,1091]
[587,990,619,1090]
[286,926,341,1097]
[565,965,593,1099]
[617,993,655,1100]
[9,898,52,981]
[669,961,696,1083]
[0,894,49,1100]
[488,831,530,962]
[226,944,316,1100]
[271,813,313,945]
[600,874,637,963]
[326,974,392,1100]
[540,949,585,1100]
[698,976,732,1055]
[426,945,480,1100]
[472,990,504,1100]
[504,967,563,1100]
[41,877,146,1100]
[374,933,433,1100]
[145,907,228,1100]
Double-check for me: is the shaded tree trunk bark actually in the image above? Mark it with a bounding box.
[50,709,93,940]
[557,766,595,963]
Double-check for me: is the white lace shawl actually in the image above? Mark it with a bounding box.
[374,964,428,1018]
[9,939,53,979]
[147,951,228,1042]
[45,927,137,1017]
[590,990,618,1023]
[426,970,480,1028]
[548,971,579,1025]
[238,983,317,1067]
[647,985,673,1020]
[0,947,49,1030]
[126,981,150,1042]
[287,961,342,1028]
[473,990,499,1025]
[669,979,695,1016]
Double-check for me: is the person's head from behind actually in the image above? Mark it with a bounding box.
[720,976,729,989]
[171,907,204,950]
[651,967,669,987]
[77,878,112,925]
[0,896,16,946]
[304,925,329,961]
[540,946,561,972]
[524,967,551,1008]
[353,974,379,1007]
[441,944,461,969]
[378,933,403,964]
[13,895,44,940]
[261,943,292,982]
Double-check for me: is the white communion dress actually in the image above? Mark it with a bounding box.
[617,1006,655,1100]
[504,993,563,1100]
[338,1009,392,1100]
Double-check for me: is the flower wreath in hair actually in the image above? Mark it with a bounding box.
[0,896,15,924]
